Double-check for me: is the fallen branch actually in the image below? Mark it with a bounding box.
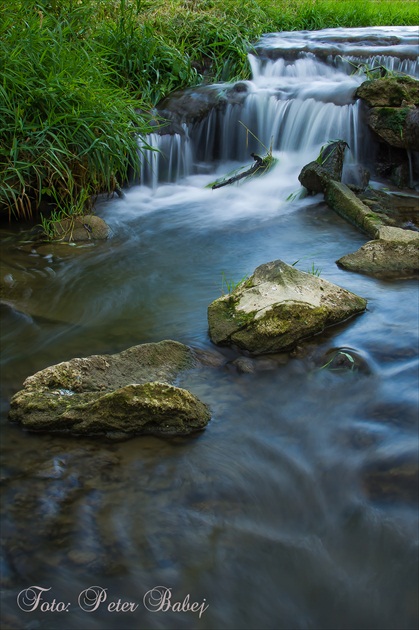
[211,152,277,189]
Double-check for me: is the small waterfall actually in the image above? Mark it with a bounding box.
[139,126,193,187]
[138,26,418,186]
[335,54,419,78]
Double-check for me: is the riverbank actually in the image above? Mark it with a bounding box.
[1,0,418,223]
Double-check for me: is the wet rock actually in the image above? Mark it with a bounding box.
[155,82,248,129]
[208,259,367,355]
[298,140,348,193]
[356,77,419,186]
[53,214,110,242]
[342,164,370,191]
[362,450,419,504]
[298,161,332,194]
[8,340,211,437]
[316,347,372,374]
[325,181,385,237]
[356,76,419,108]
[337,226,419,275]
[368,106,419,151]
[230,357,256,373]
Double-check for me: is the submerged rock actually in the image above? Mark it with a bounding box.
[155,82,248,131]
[207,260,367,355]
[8,340,211,437]
[337,226,419,276]
[362,450,419,504]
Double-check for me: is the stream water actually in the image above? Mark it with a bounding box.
[1,26,418,630]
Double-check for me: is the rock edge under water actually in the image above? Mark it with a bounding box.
[8,340,211,438]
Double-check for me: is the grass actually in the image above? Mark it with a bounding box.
[292,256,323,276]
[1,0,418,222]
[221,271,249,295]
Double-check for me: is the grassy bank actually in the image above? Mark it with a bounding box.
[1,0,418,222]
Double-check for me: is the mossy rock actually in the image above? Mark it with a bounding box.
[8,340,211,437]
[368,106,418,150]
[337,227,419,276]
[356,77,419,107]
[53,215,110,242]
[324,181,386,237]
[208,260,367,355]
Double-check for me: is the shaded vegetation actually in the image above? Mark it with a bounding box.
[1,0,418,221]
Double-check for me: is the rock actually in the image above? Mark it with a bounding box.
[298,161,331,194]
[207,260,367,355]
[53,214,110,242]
[378,225,419,242]
[368,106,419,151]
[337,226,419,275]
[230,357,256,374]
[316,347,372,374]
[155,82,248,130]
[405,107,419,150]
[355,77,419,108]
[342,164,370,191]
[362,450,419,504]
[356,77,419,185]
[8,340,211,437]
[298,140,348,193]
[325,180,385,237]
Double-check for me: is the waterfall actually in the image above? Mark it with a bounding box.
[139,126,193,187]
[138,26,418,186]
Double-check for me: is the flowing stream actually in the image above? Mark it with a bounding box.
[1,27,418,630]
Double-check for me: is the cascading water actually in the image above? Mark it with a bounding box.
[140,26,418,186]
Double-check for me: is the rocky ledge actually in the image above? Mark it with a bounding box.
[208,260,367,355]
[337,226,419,276]
[8,340,211,438]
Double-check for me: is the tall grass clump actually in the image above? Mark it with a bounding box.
[0,3,153,221]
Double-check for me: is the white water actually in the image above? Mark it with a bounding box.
[140,26,418,187]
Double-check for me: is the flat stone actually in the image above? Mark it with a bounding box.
[377,226,419,243]
[337,234,419,275]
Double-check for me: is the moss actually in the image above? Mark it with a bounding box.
[231,302,331,354]
[374,107,409,135]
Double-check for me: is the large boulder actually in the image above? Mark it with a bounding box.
[207,260,367,355]
[8,340,211,437]
[337,226,419,275]
[368,106,419,151]
[356,77,419,185]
